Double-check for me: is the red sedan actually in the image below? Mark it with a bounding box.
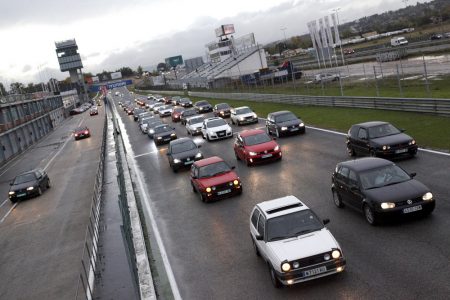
[171,107,185,122]
[190,156,242,202]
[234,129,282,166]
[74,126,91,140]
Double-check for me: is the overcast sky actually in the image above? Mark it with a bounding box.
[0,0,430,85]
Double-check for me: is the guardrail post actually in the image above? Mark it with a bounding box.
[373,66,380,97]
[396,65,404,97]
[422,54,431,98]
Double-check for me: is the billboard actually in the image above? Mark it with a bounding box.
[165,55,183,68]
[215,24,235,37]
[92,76,100,83]
[111,72,122,80]
[89,79,132,92]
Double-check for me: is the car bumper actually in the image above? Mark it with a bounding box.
[74,134,90,140]
[172,156,203,170]
[190,128,203,136]
[160,112,171,117]
[172,116,181,122]
[247,151,282,165]
[9,189,39,200]
[202,185,242,201]
[375,145,418,157]
[208,131,233,140]
[374,200,435,219]
[155,135,177,144]
[275,258,346,285]
[237,117,258,125]
[217,112,231,118]
[279,126,305,136]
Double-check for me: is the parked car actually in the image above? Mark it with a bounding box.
[314,73,340,83]
[250,195,345,288]
[147,120,164,138]
[265,111,305,137]
[171,96,182,106]
[213,103,232,118]
[89,107,98,116]
[190,156,242,202]
[331,157,435,225]
[8,169,51,203]
[180,108,198,125]
[186,115,205,136]
[346,121,417,158]
[430,34,443,40]
[234,129,282,166]
[230,106,258,126]
[158,105,173,118]
[153,124,177,145]
[73,126,91,140]
[343,48,355,55]
[194,100,213,113]
[179,98,193,108]
[167,138,203,172]
[171,107,185,122]
[201,117,233,141]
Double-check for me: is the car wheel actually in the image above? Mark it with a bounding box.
[199,192,206,203]
[364,204,377,225]
[252,239,261,257]
[347,144,356,157]
[46,179,51,189]
[187,129,190,135]
[10,198,17,203]
[269,265,282,289]
[207,135,211,142]
[231,119,235,125]
[235,151,241,161]
[266,127,271,135]
[369,149,377,157]
[38,187,43,196]
[191,182,197,193]
[275,129,280,138]
[172,167,178,173]
[332,189,344,208]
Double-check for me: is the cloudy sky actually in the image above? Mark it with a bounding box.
[0,0,430,85]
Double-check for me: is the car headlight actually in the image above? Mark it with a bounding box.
[381,202,396,209]
[274,145,280,151]
[233,180,239,185]
[220,111,224,115]
[195,153,203,158]
[27,186,34,191]
[292,261,300,269]
[239,117,245,121]
[281,262,291,272]
[248,151,257,156]
[422,192,433,201]
[331,250,341,259]
[8,191,15,195]
[173,159,181,163]
[324,253,331,261]
[382,145,391,150]
[206,187,212,193]
[300,122,305,127]
[281,126,288,131]
[171,133,176,137]
[149,129,155,134]
[409,139,416,145]
[157,137,162,140]
[253,113,258,118]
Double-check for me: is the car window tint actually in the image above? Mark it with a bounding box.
[257,215,265,236]
[357,128,367,139]
[267,210,324,241]
[337,166,350,181]
[198,161,230,178]
[275,113,297,123]
[251,209,260,228]
[171,141,196,154]
[236,107,252,115]
[243,133,272,146]
[14,173,36,184]
[348,170,358,186]
[207,119,227,127]
[360,165,411,189]
[368,124,401,139]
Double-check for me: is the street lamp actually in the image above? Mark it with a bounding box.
[280,27,288,52]
[332,8,345,66]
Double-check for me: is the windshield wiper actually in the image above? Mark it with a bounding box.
[270,236,290,241]
[212,170,230,176]
[383,181,404,187]
[292,229,315,237]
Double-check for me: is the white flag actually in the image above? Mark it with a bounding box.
[324,16,334,47]
[312,20,322,49]
[319,18,328,49]
[331,13,341,44]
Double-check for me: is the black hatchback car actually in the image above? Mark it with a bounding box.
[166,138,203,172]
[9,169,50,203]
[194,100,213,113]
[265,111,305,137]
[213,103,232,118]
[180,108,197,125]
[153,124,177,145]
[331,157,435,225]
[346,121,418,158]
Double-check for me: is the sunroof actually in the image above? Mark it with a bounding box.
[266,203,302,214]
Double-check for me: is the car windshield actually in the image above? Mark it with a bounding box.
[236,107,252,115]
[267,210,324,241]
[198,161,231,178]
[216,103,230,109]
[368,124,402,139]
[360,165,411,189]
[75,127,88,132]
[188,117,204,125]
[149,121,163,128]
[207,119,227,127]
[14,173,36,184]
[173,108,184,113]
[154,125,172,134]
[171,141,197,154]
[275,113,297,123]
[243,133,272,146]
[184,110,196,116]
[197,101,209,106]
[180,98,190,102]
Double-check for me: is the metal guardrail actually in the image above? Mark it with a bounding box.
[75,113,108,300]
[187,91,450,115]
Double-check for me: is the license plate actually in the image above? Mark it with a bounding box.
[218,134,224,137]
[184,161,194,165]
[303,266,327,277]
[403,205,422,214]
[217,189,231,195]
[17,193,27,197]
[395,149,408,154]
[164,138,170,141]
[290,128,299,131]
[262,154,272,158]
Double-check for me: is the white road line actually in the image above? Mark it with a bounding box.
[0,198,8,208]
[0,202,18,223]
[134,151,159,158]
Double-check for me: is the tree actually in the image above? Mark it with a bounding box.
[10,82,25,94]
[137,65,143,75]
[116,67,134,77]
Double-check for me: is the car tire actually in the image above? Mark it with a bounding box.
[187,130,190,135]
[199,192,206,203]
[38,187,43,196]
[46,179,51,189]
[347,145,356,157]
[207,135,211,142]
[172,167,178,173]
[231,119,235,125]
[10,198,17,203]
[332,189,344,208]
[266,127,271,135]
[191,182,197,193]
[252,238,261,257]
[275,129,280,138]
[369,149,377,157]
[364,204,377,225]
[269,265,282,289]
[235,151,241,161]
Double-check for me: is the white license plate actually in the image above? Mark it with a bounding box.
[395,149,408,154]
[262,154,272,158]
[303,266,327,277]
[403,205,422,214]
[184,161,194,165]
[164,138,171,141]
[290,128,299,131]
[17,193,27,197]
[217,189,231,195]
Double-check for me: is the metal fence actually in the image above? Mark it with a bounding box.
[74,113,107,300]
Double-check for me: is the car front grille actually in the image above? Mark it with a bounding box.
[216,130,226,136]
[213,182,234,191]
[390,142,410,149]
[396,197,423,207]
[292,252,332,269]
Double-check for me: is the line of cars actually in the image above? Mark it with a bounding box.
[114,91,435,289]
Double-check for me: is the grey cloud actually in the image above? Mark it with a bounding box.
[22,65,32,72]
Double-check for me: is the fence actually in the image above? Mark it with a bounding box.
[74,113,107,300]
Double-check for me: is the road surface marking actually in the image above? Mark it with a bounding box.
[0,202,18,224]
[0,198,8,209]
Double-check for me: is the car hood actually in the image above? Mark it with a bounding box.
[207,124,230,132]
[237,112,256,118]
[277,119,301,127]
[160,109,172,113]
[197,171,238,187]
[11,181,36,191]
[245,141,278,152]
[172,149,200,160]
[364,179,429,202]
[154,131,175,137]
[188,123,203,129]
[267,229,339,262]
[371,133,412,146]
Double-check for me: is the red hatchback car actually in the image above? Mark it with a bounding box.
[74,126,91,140]
[190,156,242,202]
[171,107,185,122]
[234,129,282,166]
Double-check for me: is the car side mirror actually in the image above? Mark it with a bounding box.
[410,172,417,178]
[231,166,236,170]
[192,175,197,179]
[255,234,263,241]
[400,128,406,132]
[323,219,330,225]
[10,182,13,186]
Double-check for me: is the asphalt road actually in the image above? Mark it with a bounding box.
[0,106,105,299]
[114,89,450,300]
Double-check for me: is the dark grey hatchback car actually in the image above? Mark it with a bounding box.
[166,138,203,172]
[331,158,435,225]
[346,121,418,158]
[9,169,50,203]
[265,111,305,137]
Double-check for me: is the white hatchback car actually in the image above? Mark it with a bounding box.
[250,195,346,288]
[230,106,258,126]
[185,115,205,136]
[201,117,233,141]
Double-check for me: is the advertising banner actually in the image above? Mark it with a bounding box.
[89,79,132,92]
[110,72,122,80]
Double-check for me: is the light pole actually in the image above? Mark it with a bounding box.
[280,27,288,52]
[332,8,345,66]
[280,27,296,87]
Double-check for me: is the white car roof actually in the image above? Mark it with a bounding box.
[256,195,309,219]
[205,117,223,122]
[234,106,250,110]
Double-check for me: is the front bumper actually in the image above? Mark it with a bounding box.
[279,125,305,136]
[202,184,242,201]
[208,131,233,140]
[155,135,177,144]
[374,199,435,220]
[247,150,282,165]
[9,189,39,201]
[237,117,258,125]
[375,145,418,157]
